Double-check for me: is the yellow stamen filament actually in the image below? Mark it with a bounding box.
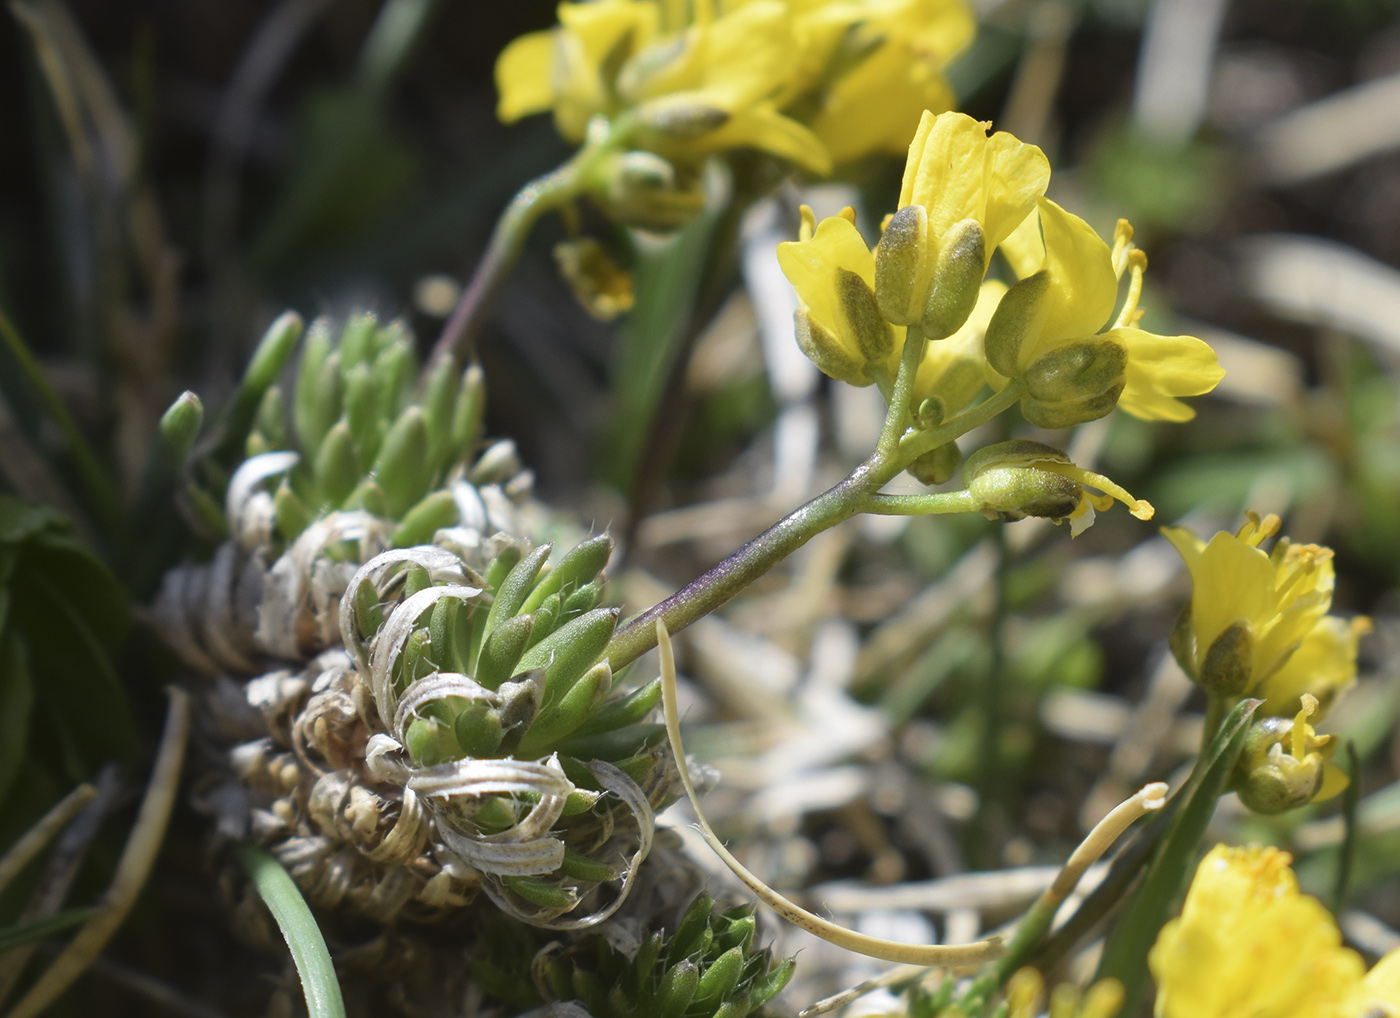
[1113,249,1147,329]
[659,621,1005,967]
[1036,462,1155,520]
[798,204,817,243]
[1111,219,1135,278]
[1292,693,1319,762]
[1237,511,1281,546]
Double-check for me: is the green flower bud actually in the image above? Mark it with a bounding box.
[907,441,963,486]
[983,270,1051,379]
[1025,339,1127,404]
[1199,620,1254,696]
[920,219,986,340]
[962,440,1082,521]
[794,309,863,383]
[635,97,730,138]
[874,204,929,326]
[960,439,1153,534]
[592,150,706,231]
[1021,382,1125,430]
[836,268,894,364]
[1233,698,1340,815]
[1169,603,1196,679]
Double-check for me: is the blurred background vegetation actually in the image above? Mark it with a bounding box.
[5,0,1400,1013]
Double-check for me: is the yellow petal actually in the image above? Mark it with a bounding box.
[1105,326,1224,422]
[809,41,956,163]
[495,30,558,122]
[1313,761,1350,804]
[661,100,833,175]
[1149,845,1366,1018]
[1031,198,1119,356]
[898,112,1050,262]
[1257,615,1368,720]
[999,203,1044,279]
[912,279,1003,412]
[777,214,898,376]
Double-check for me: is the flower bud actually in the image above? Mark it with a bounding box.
[874,204,929,326]
[961,439,1154,534]
[907,442,962,486]
[1233,696,1345,815]
[836,268,894,364]
[962,440,1082,521]
[590,150,707,231]
[983,270,1051,378]
[794,309,863,384]
[635,96,730,139]
[554,238,635,321]
[920,219,986,340]
[1199,620,1254,697]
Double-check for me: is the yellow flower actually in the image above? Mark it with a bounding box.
[802,0,975,164]
[777,205,898,386]
[984,198,1224,427]
[1233,695,1349,814]
[875,112,1050,334]
[495,0,830,174]
[496,0,659,142]
[1163,513,1335,696]
[1258,615,1371,720]
[1149,844,1377,1018]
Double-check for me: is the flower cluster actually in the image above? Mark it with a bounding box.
[779,110,1223,530]
[1150,845,1400,1018]
[495,0,975,186]
[1165,512,1369,812]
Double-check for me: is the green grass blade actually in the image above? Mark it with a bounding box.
[237,845,346,1018]
[1094,697,1260,1014]
[0,908,98,954]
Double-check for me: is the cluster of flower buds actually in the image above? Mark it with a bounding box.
[1165,512,1370,814]
[158,311,677,930]
[532,891,795,1018]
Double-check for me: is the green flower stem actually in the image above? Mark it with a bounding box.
[428,117,634,371]
[877,324,928,461]
[237,844,346,1018]
[857,490,978,515]
[607,348,1014,671]
[0,302,124,537]
[898,381,1024,463]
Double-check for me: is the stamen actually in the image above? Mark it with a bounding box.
[837,205,857,226]
[798,204,816,243]
[1112,250,1147,330]
[1038,462,1155,520]
[1291,694,1318,761]
[1236,511,1281,546]
[1111,219,1135,278]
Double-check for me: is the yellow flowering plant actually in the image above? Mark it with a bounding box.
[1151,845,1400,1018]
